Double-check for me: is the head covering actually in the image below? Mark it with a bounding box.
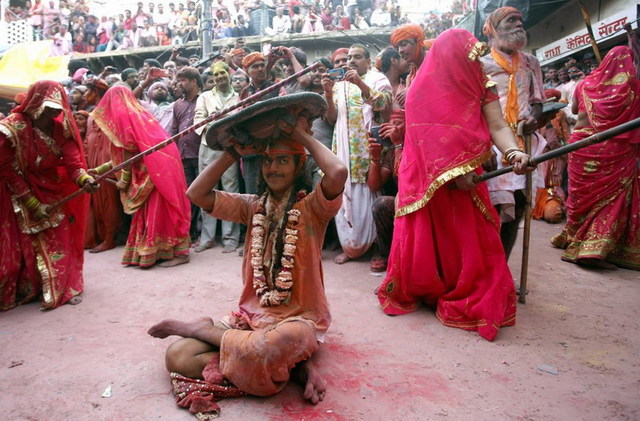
[121,68,138,81]
[92,85,190,220]
[231,48,245,57]
[578,46,640,138]
[482,6,521,39]
[72,67,89,83]
[148,81,169,100]
[242,52,265,69]
[14,92,26,105]
[390,24,425,47]
[331,47,349,63]
[11,80,80,141]
[74,110,90,119]
[211,61,230,75]
[395,29,496,217]
[86,78,110,96]
[545,89,562,101]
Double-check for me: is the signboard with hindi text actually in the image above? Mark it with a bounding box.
[536,8,636,66]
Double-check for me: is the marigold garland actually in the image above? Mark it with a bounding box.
[250,191,306,306]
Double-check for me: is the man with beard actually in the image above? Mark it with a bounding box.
[480,6,546,259]
[390,23,430,87]
[144,80,174,132]
[193,62,240,253]
[172,66,203,243]
[324,43,391,264]
[121,68,140,90]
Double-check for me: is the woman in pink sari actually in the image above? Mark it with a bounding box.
[92,85,191,268]
[551,46,640,270]
[376,29,532,341]
[0,81,93,310]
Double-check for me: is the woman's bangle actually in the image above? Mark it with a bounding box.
[24,195,40,210]
[121,169,131,183]
[225,147,241,161]
[394,144,403,150]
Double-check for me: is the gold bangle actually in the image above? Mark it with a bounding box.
[94,161,113,175]
[121,170,131,183]
[24,196,40,210]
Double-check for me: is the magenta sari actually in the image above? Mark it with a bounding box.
[552,47,640,269]
[377,29,516,341]
[92,86,191,267]
[0,81,89,310]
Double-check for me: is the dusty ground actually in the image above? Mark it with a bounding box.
[1,220,639,421]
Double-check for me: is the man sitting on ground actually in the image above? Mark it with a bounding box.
[148,95,348,418]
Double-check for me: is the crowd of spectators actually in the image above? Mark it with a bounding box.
[2,0,466,55]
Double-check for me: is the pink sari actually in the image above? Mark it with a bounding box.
[552,47,640,269]
[377,29,516,341]
[0,81,89,310]
[92,86,191,267]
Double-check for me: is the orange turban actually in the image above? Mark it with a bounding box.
[331,47,349,63]
[545,89,562,101]
[482,6,521,39]
[242,52,265,70]
[231,48,245,57]
[390,24,424,47]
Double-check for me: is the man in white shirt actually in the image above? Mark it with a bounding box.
[270,7,291,35]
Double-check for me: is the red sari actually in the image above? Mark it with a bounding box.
[92,86,191,267]
[552,47,640,269]
[377,29,516,341]
[0,81,90,310]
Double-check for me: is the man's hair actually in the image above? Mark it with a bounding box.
[290,48,307,67]
[121,67,137,80]
[201,70,213,85]
[232,69,249,81]
[313,57,333,70]
[379,46,400,73]
[68,58,90,77]
[176,66,204,89]
[175,56,190,66]
[349,43,370,59]
[144,58,162,67]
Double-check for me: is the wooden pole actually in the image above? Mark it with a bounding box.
[519,127,532,304]
[475,117,640,183]
[50,62,321,209]
[578,1,602,63]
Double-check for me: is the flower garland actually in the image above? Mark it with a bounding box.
[250,191,305,307]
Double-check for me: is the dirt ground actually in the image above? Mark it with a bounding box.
[1,219,639,421]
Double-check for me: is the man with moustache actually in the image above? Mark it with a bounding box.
[193,62,241,253]
[480,6,546,259]
[231,69,249,94]
[330,47,349,69]
[324,43,391,264]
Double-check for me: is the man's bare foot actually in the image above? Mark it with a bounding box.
[292,360,326,404]
[222,244,237,253]
[148,317,215,339]
[158,255,190,268]
[90,241,116,253]
[67,295,82,305]
[333,253,351,264]
[577,258,618,270]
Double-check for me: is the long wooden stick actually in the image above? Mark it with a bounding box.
[578,1,602,63]
[51,62,321,209]
[519,130,532,304]
[475,117,640,183]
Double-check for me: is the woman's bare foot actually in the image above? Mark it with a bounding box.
[577,258,618,270]
[67,295,82,305]
[90,241,116,253]
[333,253,351,265]
[148,317,215,339]
[292,359,326,404]
[158,255,190,268]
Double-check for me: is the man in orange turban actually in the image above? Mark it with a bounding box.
[480,6,547,258]
[390,23,431,86]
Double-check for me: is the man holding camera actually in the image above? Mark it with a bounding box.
[323,43,391,264]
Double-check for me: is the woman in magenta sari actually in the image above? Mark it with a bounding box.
[551,46,640,270]
[92,85,191,268]
[0,80,93,310]
[376,29,532,341]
